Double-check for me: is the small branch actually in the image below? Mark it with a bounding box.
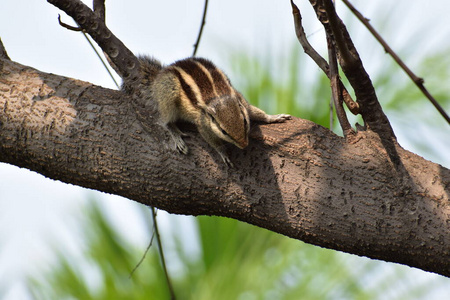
[340,80,359,115]
[327,33,354,136]
[290,0,359,115]
[325,0,353,134]
[290,0,328,73]
[57,14,83,31]
[129,225,155,278]
[342,0,450,125]
[192,0,209,57]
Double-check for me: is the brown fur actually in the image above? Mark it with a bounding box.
[123,56,291,166]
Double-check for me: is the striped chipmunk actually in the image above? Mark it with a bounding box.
[131,56,292,167]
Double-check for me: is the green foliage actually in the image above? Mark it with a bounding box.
[28,203,172,300]
[28,199,448,300]
[28,201,377,300]
[177,215,372,300]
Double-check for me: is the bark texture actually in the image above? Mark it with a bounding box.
[0,58,449,277]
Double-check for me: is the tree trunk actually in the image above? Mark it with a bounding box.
[1,58,449,277]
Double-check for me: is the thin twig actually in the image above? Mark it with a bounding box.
[58,14,83,31]
[57,14,119,88]
[290,0,359,115]
[129,228,156,278]
[290,0,328,73]
[81,32,120,88]
[192,0,209,57]
[342,0,450,125]
[151,207,177,300]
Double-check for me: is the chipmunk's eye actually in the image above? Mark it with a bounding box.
[220,127,229,136]
[207,113,217,125]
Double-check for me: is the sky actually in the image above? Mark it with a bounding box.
[1,0,449,299]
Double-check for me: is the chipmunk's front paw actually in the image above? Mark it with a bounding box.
[174,137,189,155]
[268,114,292,123]
[215,148,234,168]
[221,155,234,168]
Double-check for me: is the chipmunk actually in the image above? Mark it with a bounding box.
[129,55,291,166]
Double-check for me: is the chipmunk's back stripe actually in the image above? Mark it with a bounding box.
[174,59,216,104]
[171,68,199,108]
[192,58,234,97]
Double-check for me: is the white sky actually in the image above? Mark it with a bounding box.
[1,0,449,299]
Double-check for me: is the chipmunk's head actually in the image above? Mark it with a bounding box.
[205,94,250,149]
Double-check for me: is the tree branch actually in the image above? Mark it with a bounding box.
[290,1,359,115]
[290,1,328,74]
[307,0,395,140]
[1,57,449,277]
[327,33,354,137]
[57,14,83,31]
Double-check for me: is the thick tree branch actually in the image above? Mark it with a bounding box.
[1,58,449,277]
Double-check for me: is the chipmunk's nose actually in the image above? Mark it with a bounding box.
[237,137,248,149]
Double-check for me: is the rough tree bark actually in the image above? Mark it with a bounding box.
[1,0,449,278]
